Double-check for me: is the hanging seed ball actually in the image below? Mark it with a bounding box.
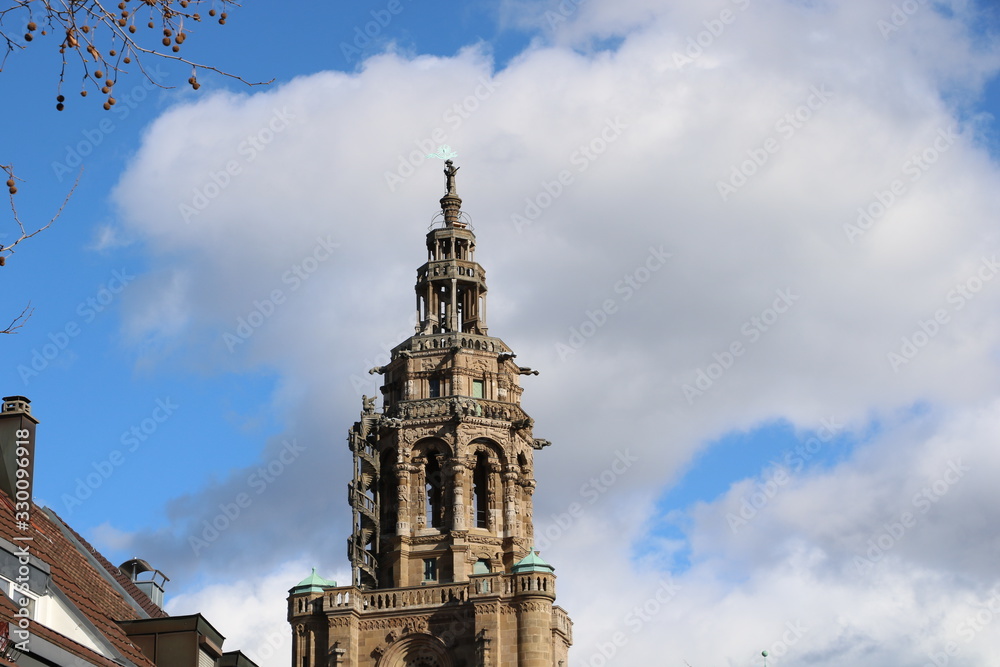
[163,28,172,36]
[106,79,113,87]
[161,37,170,46]
[8,187,17,195]
[192,82,201,90]
[81,25,90,33]
[129,24,136,33]
[80,90,88,97]
[123,56,131,63]
[94,69,104,78]
[101,86,110,94]
[6,179,15,188]
[57,94,65,102]
[56,103,65,111]
[147,21,154,28]
[24,33,33,41]
[109,49,116,56]
[108,97,117,106]
[172,45,180,52]
[103,102,111,110]
[209,9,216,16]
[27,22,36,31]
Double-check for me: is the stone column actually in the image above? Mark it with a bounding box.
[451,277,458,331]
[523,483,535,541]
[487,463,501,532]
[451,459,468,531]
[502,472,518,538]
[414,460,427,530]
[395,465,411,536]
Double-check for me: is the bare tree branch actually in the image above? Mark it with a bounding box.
[1,1,271,106]
[1,303,33,335]
[1,163,80,265]
[2,1,268,331]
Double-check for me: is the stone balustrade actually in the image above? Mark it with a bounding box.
[305,572,554,617]
[391,397,526,424]
[552,606,573,643]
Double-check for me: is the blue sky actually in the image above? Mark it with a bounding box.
[5,1,1000,665]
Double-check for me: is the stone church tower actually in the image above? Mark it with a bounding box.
[287,162,573,667]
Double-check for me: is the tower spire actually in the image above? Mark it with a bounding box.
[290,163,573,667]
[441,159,463,227]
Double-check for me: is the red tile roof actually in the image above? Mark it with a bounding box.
[0,493,157,666]
[47,509,169,621]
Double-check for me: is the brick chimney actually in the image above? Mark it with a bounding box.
[0,396,38,504]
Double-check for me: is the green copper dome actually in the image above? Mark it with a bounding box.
[512,547,555,574]
[290,568,337,594]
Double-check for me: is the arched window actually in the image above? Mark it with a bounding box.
[425,455,445,528]
[473,451,489,528]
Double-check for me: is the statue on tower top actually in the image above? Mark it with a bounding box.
[444,159,459,196]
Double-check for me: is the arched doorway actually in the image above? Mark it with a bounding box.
[377,633,454,667]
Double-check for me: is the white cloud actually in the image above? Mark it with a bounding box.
[163,560,351,667]
[109,0,1000,664]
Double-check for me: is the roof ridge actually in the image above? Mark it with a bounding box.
[43,508,169,619]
